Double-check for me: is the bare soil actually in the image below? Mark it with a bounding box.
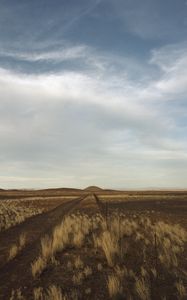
[0,189,186,299]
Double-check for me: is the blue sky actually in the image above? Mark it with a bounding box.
[0,0,187,189]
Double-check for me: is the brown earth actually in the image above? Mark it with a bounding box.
[0,189,187,299]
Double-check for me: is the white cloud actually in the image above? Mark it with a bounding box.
[0,45,89,62]
[0,42,187,188]
[149,43,187,96]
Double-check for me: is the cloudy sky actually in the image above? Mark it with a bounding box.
[0,0,187,189]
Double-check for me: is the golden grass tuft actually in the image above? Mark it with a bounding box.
[83,265,92,277]
[8,232,26,261]
[33,287,43,300]
[94,230,119,267]
[33,285,67,300]
[46,285,65,300]
[107,273,121,298]
[31,256,47,278]
[135,277,150,300]
[74,256,84,269]
[10,288,25,300]
[19,233,26,248]
[41,235,53,259]
[175,280,186,299]
[97,263,103,271]
[8,244,19,261]
[72,272,84,286]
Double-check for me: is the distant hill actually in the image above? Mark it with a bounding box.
[84,186,103,191]
[39,187,83,193]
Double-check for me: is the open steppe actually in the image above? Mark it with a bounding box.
[0,187,186,300]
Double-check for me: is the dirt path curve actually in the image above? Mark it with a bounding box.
[0,194,88,299]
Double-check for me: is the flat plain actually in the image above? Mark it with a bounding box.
[0,187,186,300]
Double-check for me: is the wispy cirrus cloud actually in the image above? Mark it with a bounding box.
[0,45,88,62]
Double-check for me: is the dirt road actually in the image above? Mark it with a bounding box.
[0,194,91,299]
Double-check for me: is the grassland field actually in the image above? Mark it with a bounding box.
[0,187,186,300]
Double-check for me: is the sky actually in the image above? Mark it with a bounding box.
[0,0,187,189]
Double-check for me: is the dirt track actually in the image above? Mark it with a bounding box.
[0,194,94,299]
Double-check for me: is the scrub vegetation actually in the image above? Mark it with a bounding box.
[0,199,43,231]
[28,211,187,299]
[0,189,186,300]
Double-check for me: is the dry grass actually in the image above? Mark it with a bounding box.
[31,256,47,278]
[0,199,43,232]
[72,272,84,286]
[8,244,19,261]
[33,287,43,300]
[41,235,53,259]
[31,235,55,277]
[33,285,67,300]
[94,230,119,267]
[175,280,186,299]
[97,263,103,271]
[10,288,26,300]
[107,273,121,298]
[46,285,65,300]
[11,284,69,299]
[19,233,26,248]
[83,265,92,277]
[74,256,84,269]
[28,211,186,299]
[8,233,26,261]
[135,277,150,300]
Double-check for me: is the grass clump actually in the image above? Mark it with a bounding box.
[31,256,47,278]
[107,273,121,298]
[8,233,26,261]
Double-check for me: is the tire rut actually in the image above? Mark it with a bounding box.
[0,194,88,299]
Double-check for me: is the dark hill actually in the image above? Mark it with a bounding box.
[84,186,103,191]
